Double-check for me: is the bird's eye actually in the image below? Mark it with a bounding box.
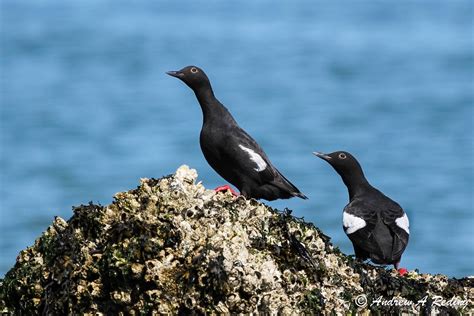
[190,67,198,73]
[338,153,347,159]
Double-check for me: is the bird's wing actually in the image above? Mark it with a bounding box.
[343,200,384,257]
[230,128,305,197]
[208,124,304,199]
[345,198,409,262]
[380,200,410,259]
[222,126,279,182]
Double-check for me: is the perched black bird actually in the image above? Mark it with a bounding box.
[166,65,307,201]
[313,151,409,269]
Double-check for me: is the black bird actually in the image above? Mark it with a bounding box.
[313,151,409,270]
[166,65,307,201]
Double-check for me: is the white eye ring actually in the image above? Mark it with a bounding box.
[190,67,198,73]
[339,153,347,159]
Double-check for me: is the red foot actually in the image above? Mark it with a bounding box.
[214,185,239,197]
[398,268,408,276]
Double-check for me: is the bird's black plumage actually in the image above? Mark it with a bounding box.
[313,151,409,268]
[167,65,307,201]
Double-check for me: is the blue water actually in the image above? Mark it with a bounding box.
[1,1,473,278]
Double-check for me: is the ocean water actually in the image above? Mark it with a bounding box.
[0,0,473,278]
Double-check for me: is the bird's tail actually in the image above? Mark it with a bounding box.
[293,192,308,200]
[275,169,308,200]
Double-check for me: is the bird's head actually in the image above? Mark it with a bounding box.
[166,65,210,91]
[313,151,363,178]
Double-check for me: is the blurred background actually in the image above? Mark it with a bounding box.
[1,0,473,278]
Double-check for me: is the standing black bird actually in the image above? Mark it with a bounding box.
[166,65,307,201]
[313,151,409,270]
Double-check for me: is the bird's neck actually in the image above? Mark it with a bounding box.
[194,86,232,124]
[339,169,372,200]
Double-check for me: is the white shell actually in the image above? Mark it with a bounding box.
[238,145,267,172]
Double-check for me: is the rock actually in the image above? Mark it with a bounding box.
[1,165,472,314]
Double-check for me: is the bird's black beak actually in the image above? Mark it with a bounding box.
[313,152,332,161]
[166,70,184,78]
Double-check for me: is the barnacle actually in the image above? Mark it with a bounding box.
[0,165,472,315]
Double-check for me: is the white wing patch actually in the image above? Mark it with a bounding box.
[343,212,367,234]
[238,144,267,172]
[395,213,410,234]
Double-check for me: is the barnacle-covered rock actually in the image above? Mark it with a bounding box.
[0,165,472,314]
